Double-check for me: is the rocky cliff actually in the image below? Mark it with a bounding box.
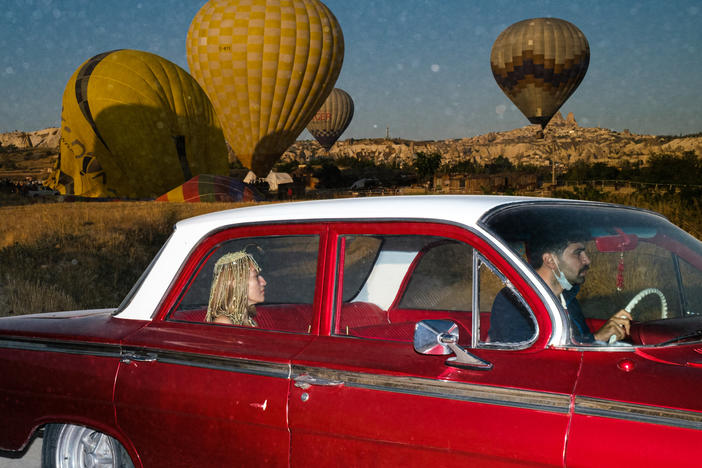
[284,113,702,169]
[2,115,701,174]
[0,127,60,149]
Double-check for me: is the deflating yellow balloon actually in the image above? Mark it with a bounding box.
[187,0,344,177]
[307,88,354,150]
[47,49,229,198]
[490,18,589,129]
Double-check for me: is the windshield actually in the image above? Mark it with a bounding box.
[482,202,702,346]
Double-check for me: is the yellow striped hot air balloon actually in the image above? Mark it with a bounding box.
[307,87,354,151]
[47,49,228,198]
[490,18,589,130]
[187,0,344,176]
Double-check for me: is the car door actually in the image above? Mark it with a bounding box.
[566,239,702,467]
[115,224,326,468]
[567,348,702,468]
[288,222,582,467]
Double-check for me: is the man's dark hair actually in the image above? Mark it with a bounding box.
[527,229,590,268]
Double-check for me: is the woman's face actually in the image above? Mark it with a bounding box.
[247,265,266,305]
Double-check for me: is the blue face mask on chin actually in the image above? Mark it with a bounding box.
[553,259,573,291]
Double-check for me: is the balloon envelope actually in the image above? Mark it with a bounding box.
[490,18,589,129]
[156,174,263,202]
[307,88,354,150]
[47,49,229,198]
[187,0,344,177]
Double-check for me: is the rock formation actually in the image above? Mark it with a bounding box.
[0,127,60,149]
[282,120,702,170]
[2,122,701,180]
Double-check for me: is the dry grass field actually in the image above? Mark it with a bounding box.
[1,192,701,318]
[0,200,259,316]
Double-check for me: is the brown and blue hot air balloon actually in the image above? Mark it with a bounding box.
[307,88,354,151]
[490,18,589,130]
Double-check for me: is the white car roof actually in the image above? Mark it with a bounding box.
[177,194,535,232]
[116,195,541,321]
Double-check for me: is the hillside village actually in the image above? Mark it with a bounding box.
[283,113,702,169]
[2,113,702,185]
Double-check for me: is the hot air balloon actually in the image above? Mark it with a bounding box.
[307,87,354,150]
[156,174,264,202]
[47,49,229,198]
[186,0,344,177]
[490,18,589,130]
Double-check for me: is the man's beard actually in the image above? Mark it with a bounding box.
[571,265,589,284]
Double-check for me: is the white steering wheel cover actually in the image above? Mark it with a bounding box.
[624,287,668,319]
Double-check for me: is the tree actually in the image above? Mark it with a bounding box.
[315,160,345,188]
[413,152,441,186]
[485,155,514,174]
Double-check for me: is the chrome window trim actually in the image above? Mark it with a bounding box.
[292,365,570,414]
[0,337,121,358]
[575,396,702,430]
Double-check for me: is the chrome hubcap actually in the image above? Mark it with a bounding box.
[56,425,118,468]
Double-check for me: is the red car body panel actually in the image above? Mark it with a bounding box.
[3,198,702,466]
[567,347,702,467]
[0,312,145,451]
[115,322,313,467]
[289,335,581,466]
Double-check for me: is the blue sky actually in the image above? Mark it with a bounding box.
[1,0,701,139]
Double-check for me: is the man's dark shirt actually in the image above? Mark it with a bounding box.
[563,285,595,343]
[488,285,595,343]
[488,287,535,342]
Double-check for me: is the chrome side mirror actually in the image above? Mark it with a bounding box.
[414,320,492,371]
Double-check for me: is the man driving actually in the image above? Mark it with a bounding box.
[489,230,633,344]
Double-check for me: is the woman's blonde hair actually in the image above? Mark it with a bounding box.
[206,251,261,326]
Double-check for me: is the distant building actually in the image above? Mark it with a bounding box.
[434,172,538,193]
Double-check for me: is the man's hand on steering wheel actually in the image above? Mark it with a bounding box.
[594,310,633,342]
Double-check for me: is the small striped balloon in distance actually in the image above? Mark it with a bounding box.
[307,88,354,151]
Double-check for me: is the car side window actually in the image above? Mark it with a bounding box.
[581,241,680,321]
[398,240,472,311]
[478,256,537,347]
[169,235,319,333]
[680,257,702,317]
[333,235,473,340]
[333,234,534,346]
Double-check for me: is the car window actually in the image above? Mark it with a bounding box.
[169,235,319,333]
[581,240,680,321]
[398,240,472,311]
[679,257,702,317]
[478,256,537,347]
[333,234,535,347]
[483,202,702,346]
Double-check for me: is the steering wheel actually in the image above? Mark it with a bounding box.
[607,288,668,345]
[624,287,668,319]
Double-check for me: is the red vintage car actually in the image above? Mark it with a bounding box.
[2,195,702,467]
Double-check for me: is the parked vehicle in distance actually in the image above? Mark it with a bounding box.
[350,177,381,190]
[26,187,59,197]
[2,195,702,467]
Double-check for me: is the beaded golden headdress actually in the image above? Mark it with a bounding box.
[206,251,260,326]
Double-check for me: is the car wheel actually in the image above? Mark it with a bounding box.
[42,424,134,468]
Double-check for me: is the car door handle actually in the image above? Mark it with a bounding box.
[120,350,158,364]
[293,374,344,390]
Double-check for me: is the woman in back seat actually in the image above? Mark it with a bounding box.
[206,251,267,326]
